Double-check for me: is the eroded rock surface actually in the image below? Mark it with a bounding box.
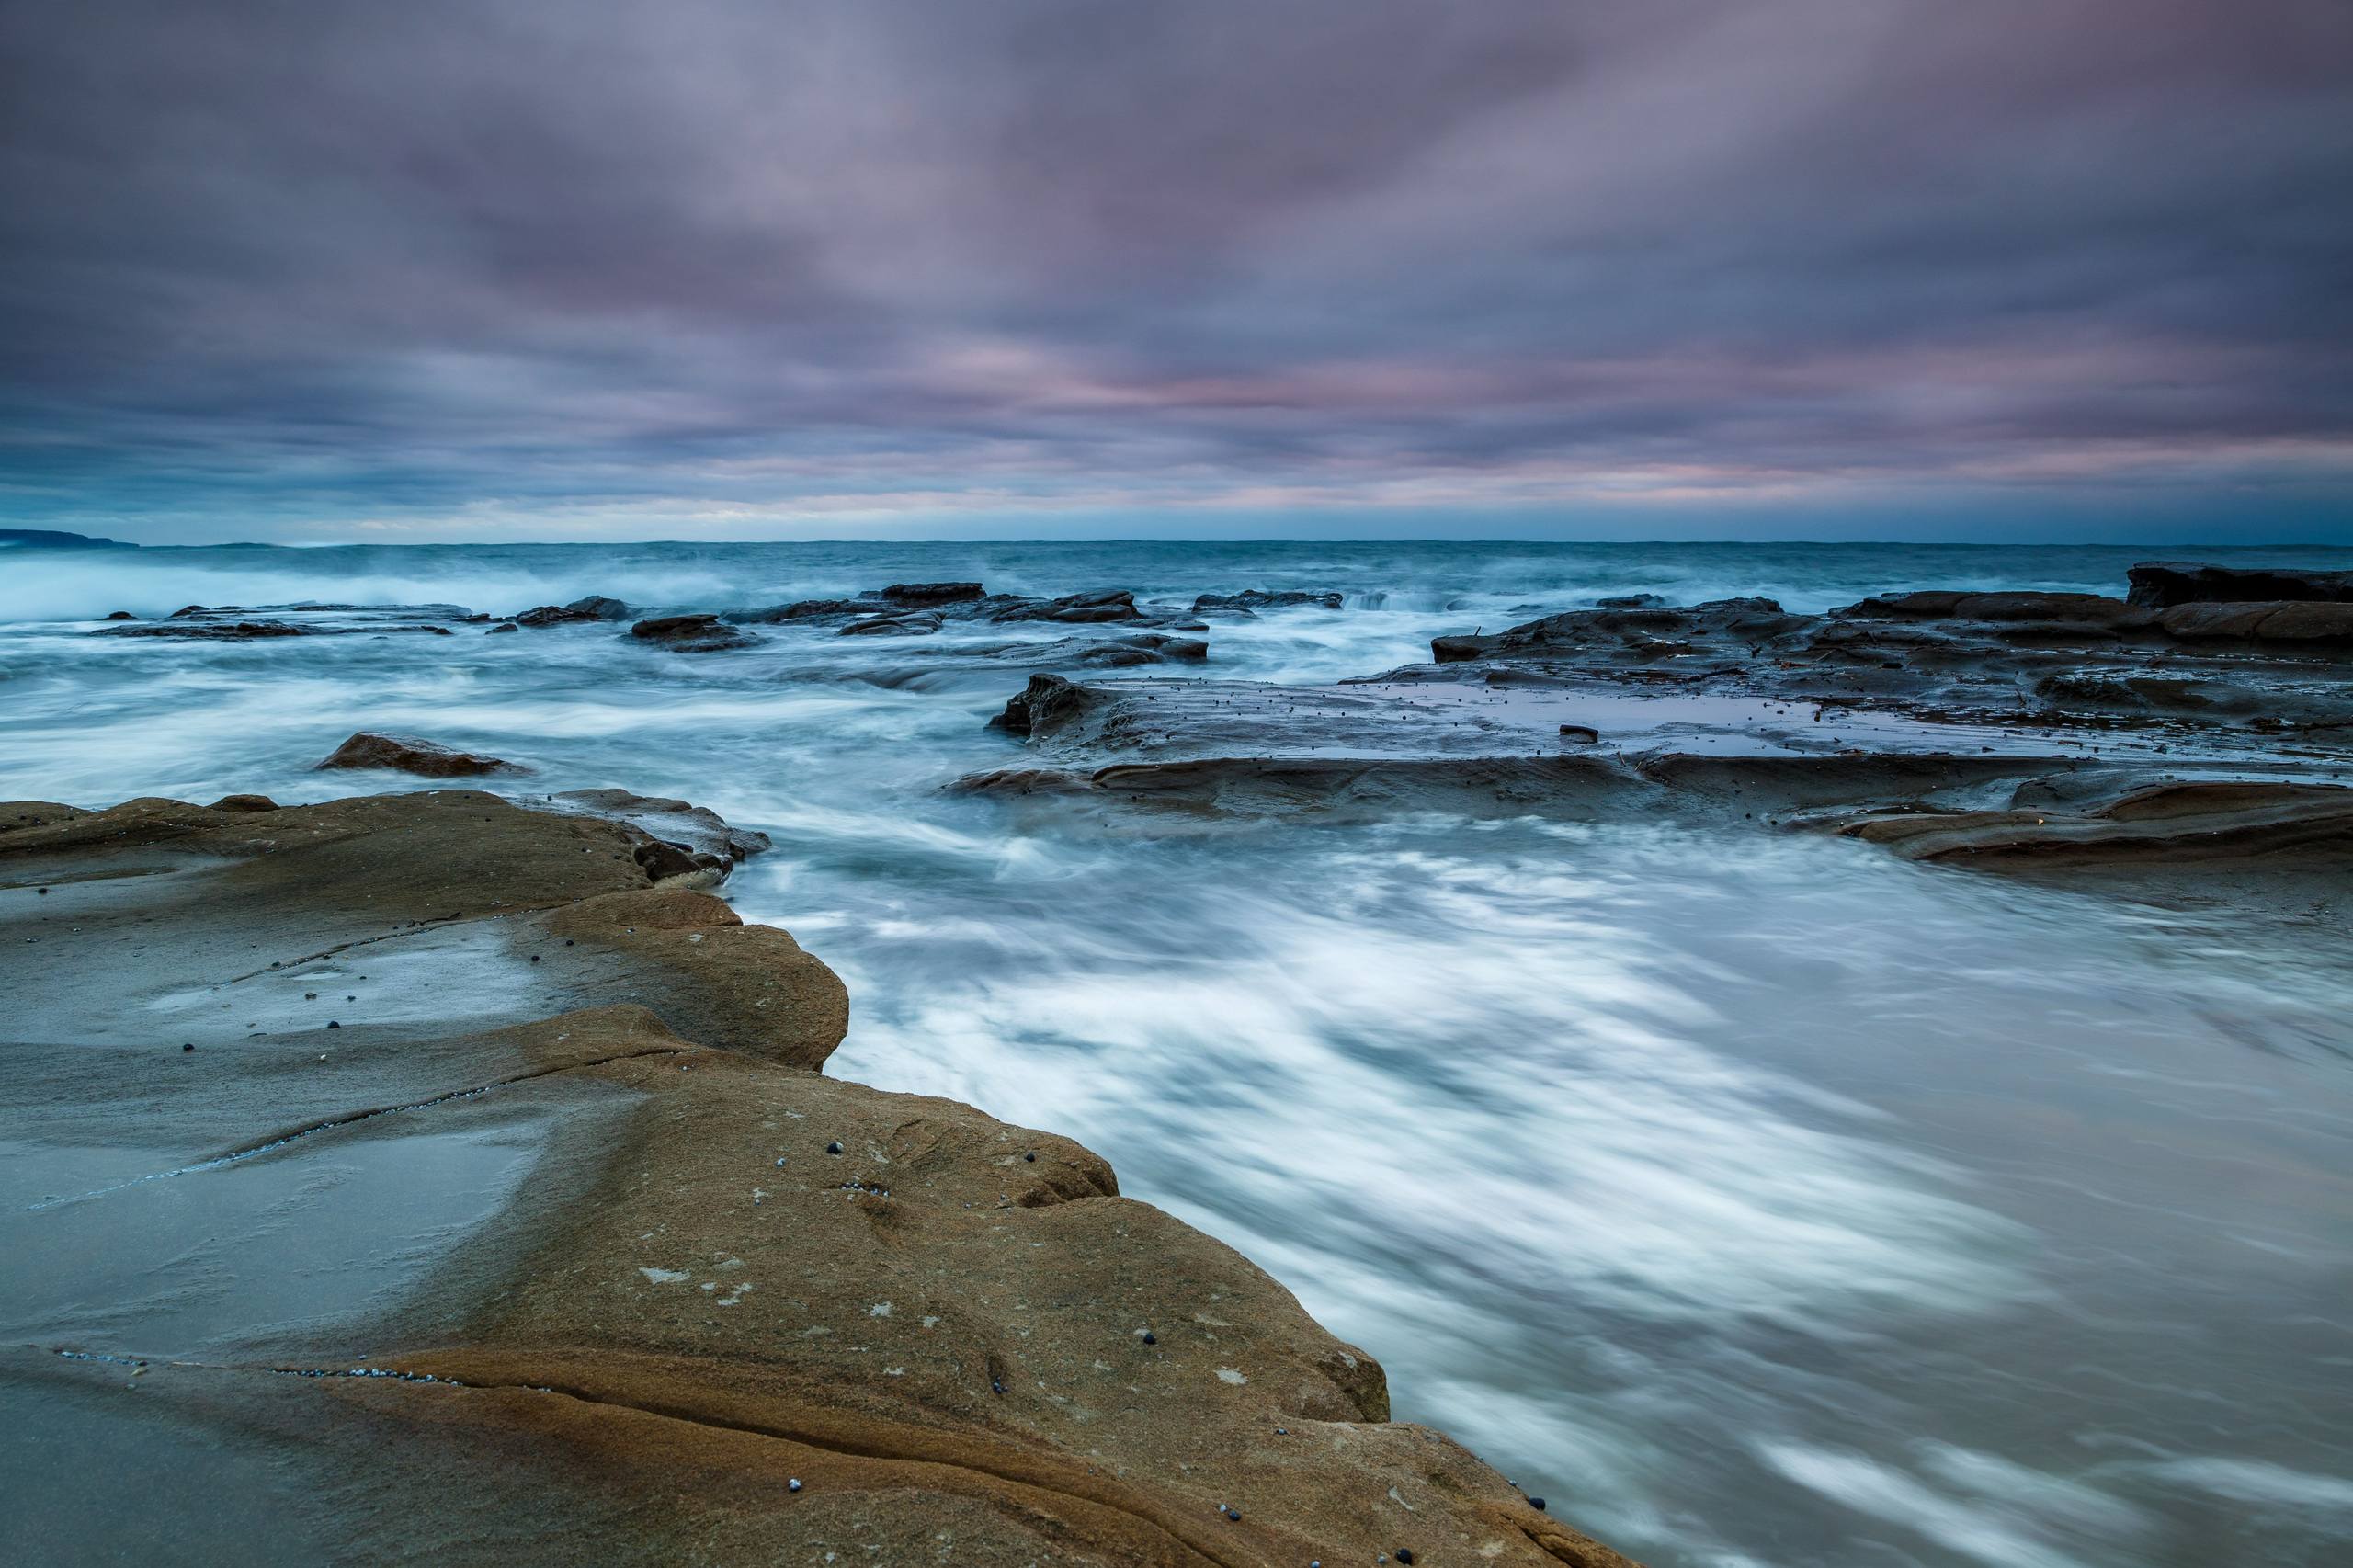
[0,791,1628,1567]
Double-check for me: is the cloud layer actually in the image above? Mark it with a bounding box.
[4,0,2350,540]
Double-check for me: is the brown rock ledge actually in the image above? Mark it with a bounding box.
[0,790,1631,1567]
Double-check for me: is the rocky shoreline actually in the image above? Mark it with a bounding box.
[0,790,1631,1566]
[960,563,2353,931]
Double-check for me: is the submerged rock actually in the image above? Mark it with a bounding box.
[1192,589,1344,612]
[315,732,527,778]
[839,609,943,636]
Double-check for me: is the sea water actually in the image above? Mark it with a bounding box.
[3,540,2349,1568]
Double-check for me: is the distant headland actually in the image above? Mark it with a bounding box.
[0,528,135,551]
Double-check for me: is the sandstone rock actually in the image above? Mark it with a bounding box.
[207,793,279,812]
[542,788,772,866]
[0,790,1627,1564]
[987,673,1097,737]
[316,732,526,778]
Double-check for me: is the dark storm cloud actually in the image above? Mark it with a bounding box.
[2,0,2349,538]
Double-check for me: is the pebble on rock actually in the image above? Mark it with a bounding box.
[1141,1331,1157,1345]
[826,1141,843,1154]
[787,1478,801,1493]
[1528,1497,1545,1511]
[325,1019,339,1029]
[181,1043,193,1051]
[1396,1551,1415,1564]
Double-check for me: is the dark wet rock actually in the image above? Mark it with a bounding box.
[987,673,1098,737]
[207,793,279,812]
[1559,724,1601,744]
[485,621,519,634]
[1074,633,1207,666]
[513,595,631,626]
[629,614,760,653]
[2127,562,2353,608]
[315,732,528,778]
[631,839,704,882]
[990,588,1139,624]
[723,598,872,623]
[1192,589,1344,613]
[99,619,314,640]
[879,581,983,605]
[1595,594,1668,609]
[102,610,137,620]
[839,610,943,636]
[1433,597,1800,664]
[171,604,209,618]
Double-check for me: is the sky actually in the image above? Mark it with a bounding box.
[3,0,2350,545]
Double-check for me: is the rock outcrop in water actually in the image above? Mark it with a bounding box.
[513,594,631,626]
[316,731,528,777]
[2126,561,2353,607]
[0,790,1631,1567]
[628,613,761,652]
[961,565,2353,927]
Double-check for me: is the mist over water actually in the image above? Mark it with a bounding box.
[6,540,2351,1568]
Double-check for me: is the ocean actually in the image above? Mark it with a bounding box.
[6,539,2351,1568]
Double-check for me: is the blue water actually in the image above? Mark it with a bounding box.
[5,540,2351,1568]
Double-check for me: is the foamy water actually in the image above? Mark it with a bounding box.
[5,540,2350,1568]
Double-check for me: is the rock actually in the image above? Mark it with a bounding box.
[1595,594,1667,609]
[879,582,983,605]
[991,589,1139,624]
[0,789,1640,1564]
[629,615,761,653]
[631,839,705,882]
[1192,589,1344,612]
[541,788,772,867]
[97,619,314,640]
[315,732,527,778]
[513,595,631,627]
[1068,633,1208,667]
[207,793,279,812]
[2248,602,2353,642]
[103,610,137,620]
[723,598,872,623]
[987,673,1097,737]
[485,622,519,634]
[838,610,943,637]
[1559,725,1600,744]
[2127,562,2353,608]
